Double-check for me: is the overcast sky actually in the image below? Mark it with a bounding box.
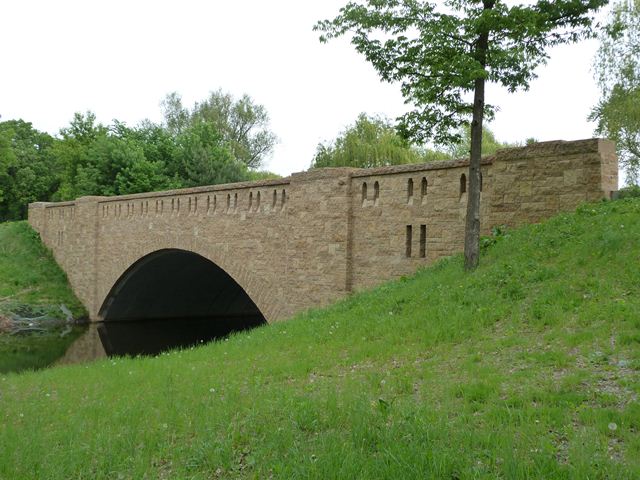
[0,0,611,178]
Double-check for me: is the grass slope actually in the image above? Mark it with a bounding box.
[1,201,639,479]
[0,222,87,373]
[0,221,85,316]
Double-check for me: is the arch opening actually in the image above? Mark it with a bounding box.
[97,249,267,356]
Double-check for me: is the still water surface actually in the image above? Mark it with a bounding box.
[4,316,265,373]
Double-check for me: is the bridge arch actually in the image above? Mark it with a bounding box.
[99,248,267,322]
[94,239,286,322]
[96,248,272,355]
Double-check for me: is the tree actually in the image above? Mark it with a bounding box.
[311,113,425,168]
[162,90,278,170]
[52,112,108,200]
[0,130,16,217]
[160,93,190,137]
[0,120,59,220]
[446,124,517,158]
[53,113,177,199]
[590,0,640,184]
[316,0,607,270]
[176,120,248,187]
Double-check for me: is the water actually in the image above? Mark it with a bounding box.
[2,315,266,374]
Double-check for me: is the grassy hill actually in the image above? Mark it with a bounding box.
[0,200,639,479]
[0,221,86,316]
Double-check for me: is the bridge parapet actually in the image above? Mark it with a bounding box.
[29,138,617,322]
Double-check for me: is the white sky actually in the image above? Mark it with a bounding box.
[0,0,615,181]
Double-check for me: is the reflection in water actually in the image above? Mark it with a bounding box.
[57,315,265,365]
[56,324,106,366]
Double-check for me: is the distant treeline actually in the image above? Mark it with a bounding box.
[0,90,280,221]
[310,113,522,169]
[0,91,519,222]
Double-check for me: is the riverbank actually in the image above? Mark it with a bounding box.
[0,221,87,373]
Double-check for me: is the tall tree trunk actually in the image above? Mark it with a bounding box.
[464,75,485,270]
[464,4,492,271]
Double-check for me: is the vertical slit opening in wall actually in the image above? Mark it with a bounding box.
[420,224,426,258]
[374,181,379,204]
[207,196,211,213]
[249,192,253,211]
[421,177,427,203]
[234,193,238,211]
[256,191,261,211]
[272,190,277,209]
[362,182,367,206]
[480,171,483,192]
[213,194,217,213]
[405,225,412,258]
[407,178,414,203]
[281,189,286,208]
[460,173,467,195]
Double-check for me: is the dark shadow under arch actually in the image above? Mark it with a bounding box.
[97,249,266,356]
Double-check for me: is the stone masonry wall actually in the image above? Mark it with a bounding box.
[28,139,617,323]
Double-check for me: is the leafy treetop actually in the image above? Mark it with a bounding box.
[590,0,640,183]
[315,0,608,147]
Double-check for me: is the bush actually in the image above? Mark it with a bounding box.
[617,185,640,199]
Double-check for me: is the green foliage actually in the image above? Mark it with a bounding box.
[447,124,518,158]
[0,89,277,220]
[0,120,59,221]
[1,199,640,478]
[176,120,247,187]
[618,184,640,198]
[194,90,278,169]
[590,0,640,183]
[480,224,510,250]
[162,90,277,169]
[315,0,607,146]
[52,113,179,199]
[245,170,282,181]
[311,113,425,168]
[114,157,177,195]
[311,114,517,169]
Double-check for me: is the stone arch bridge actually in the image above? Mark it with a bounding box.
[29,139,617,325]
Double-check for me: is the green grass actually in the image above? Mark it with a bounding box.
[0,221,87,373]
[1,200,639,479]
[0,221,86,317]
